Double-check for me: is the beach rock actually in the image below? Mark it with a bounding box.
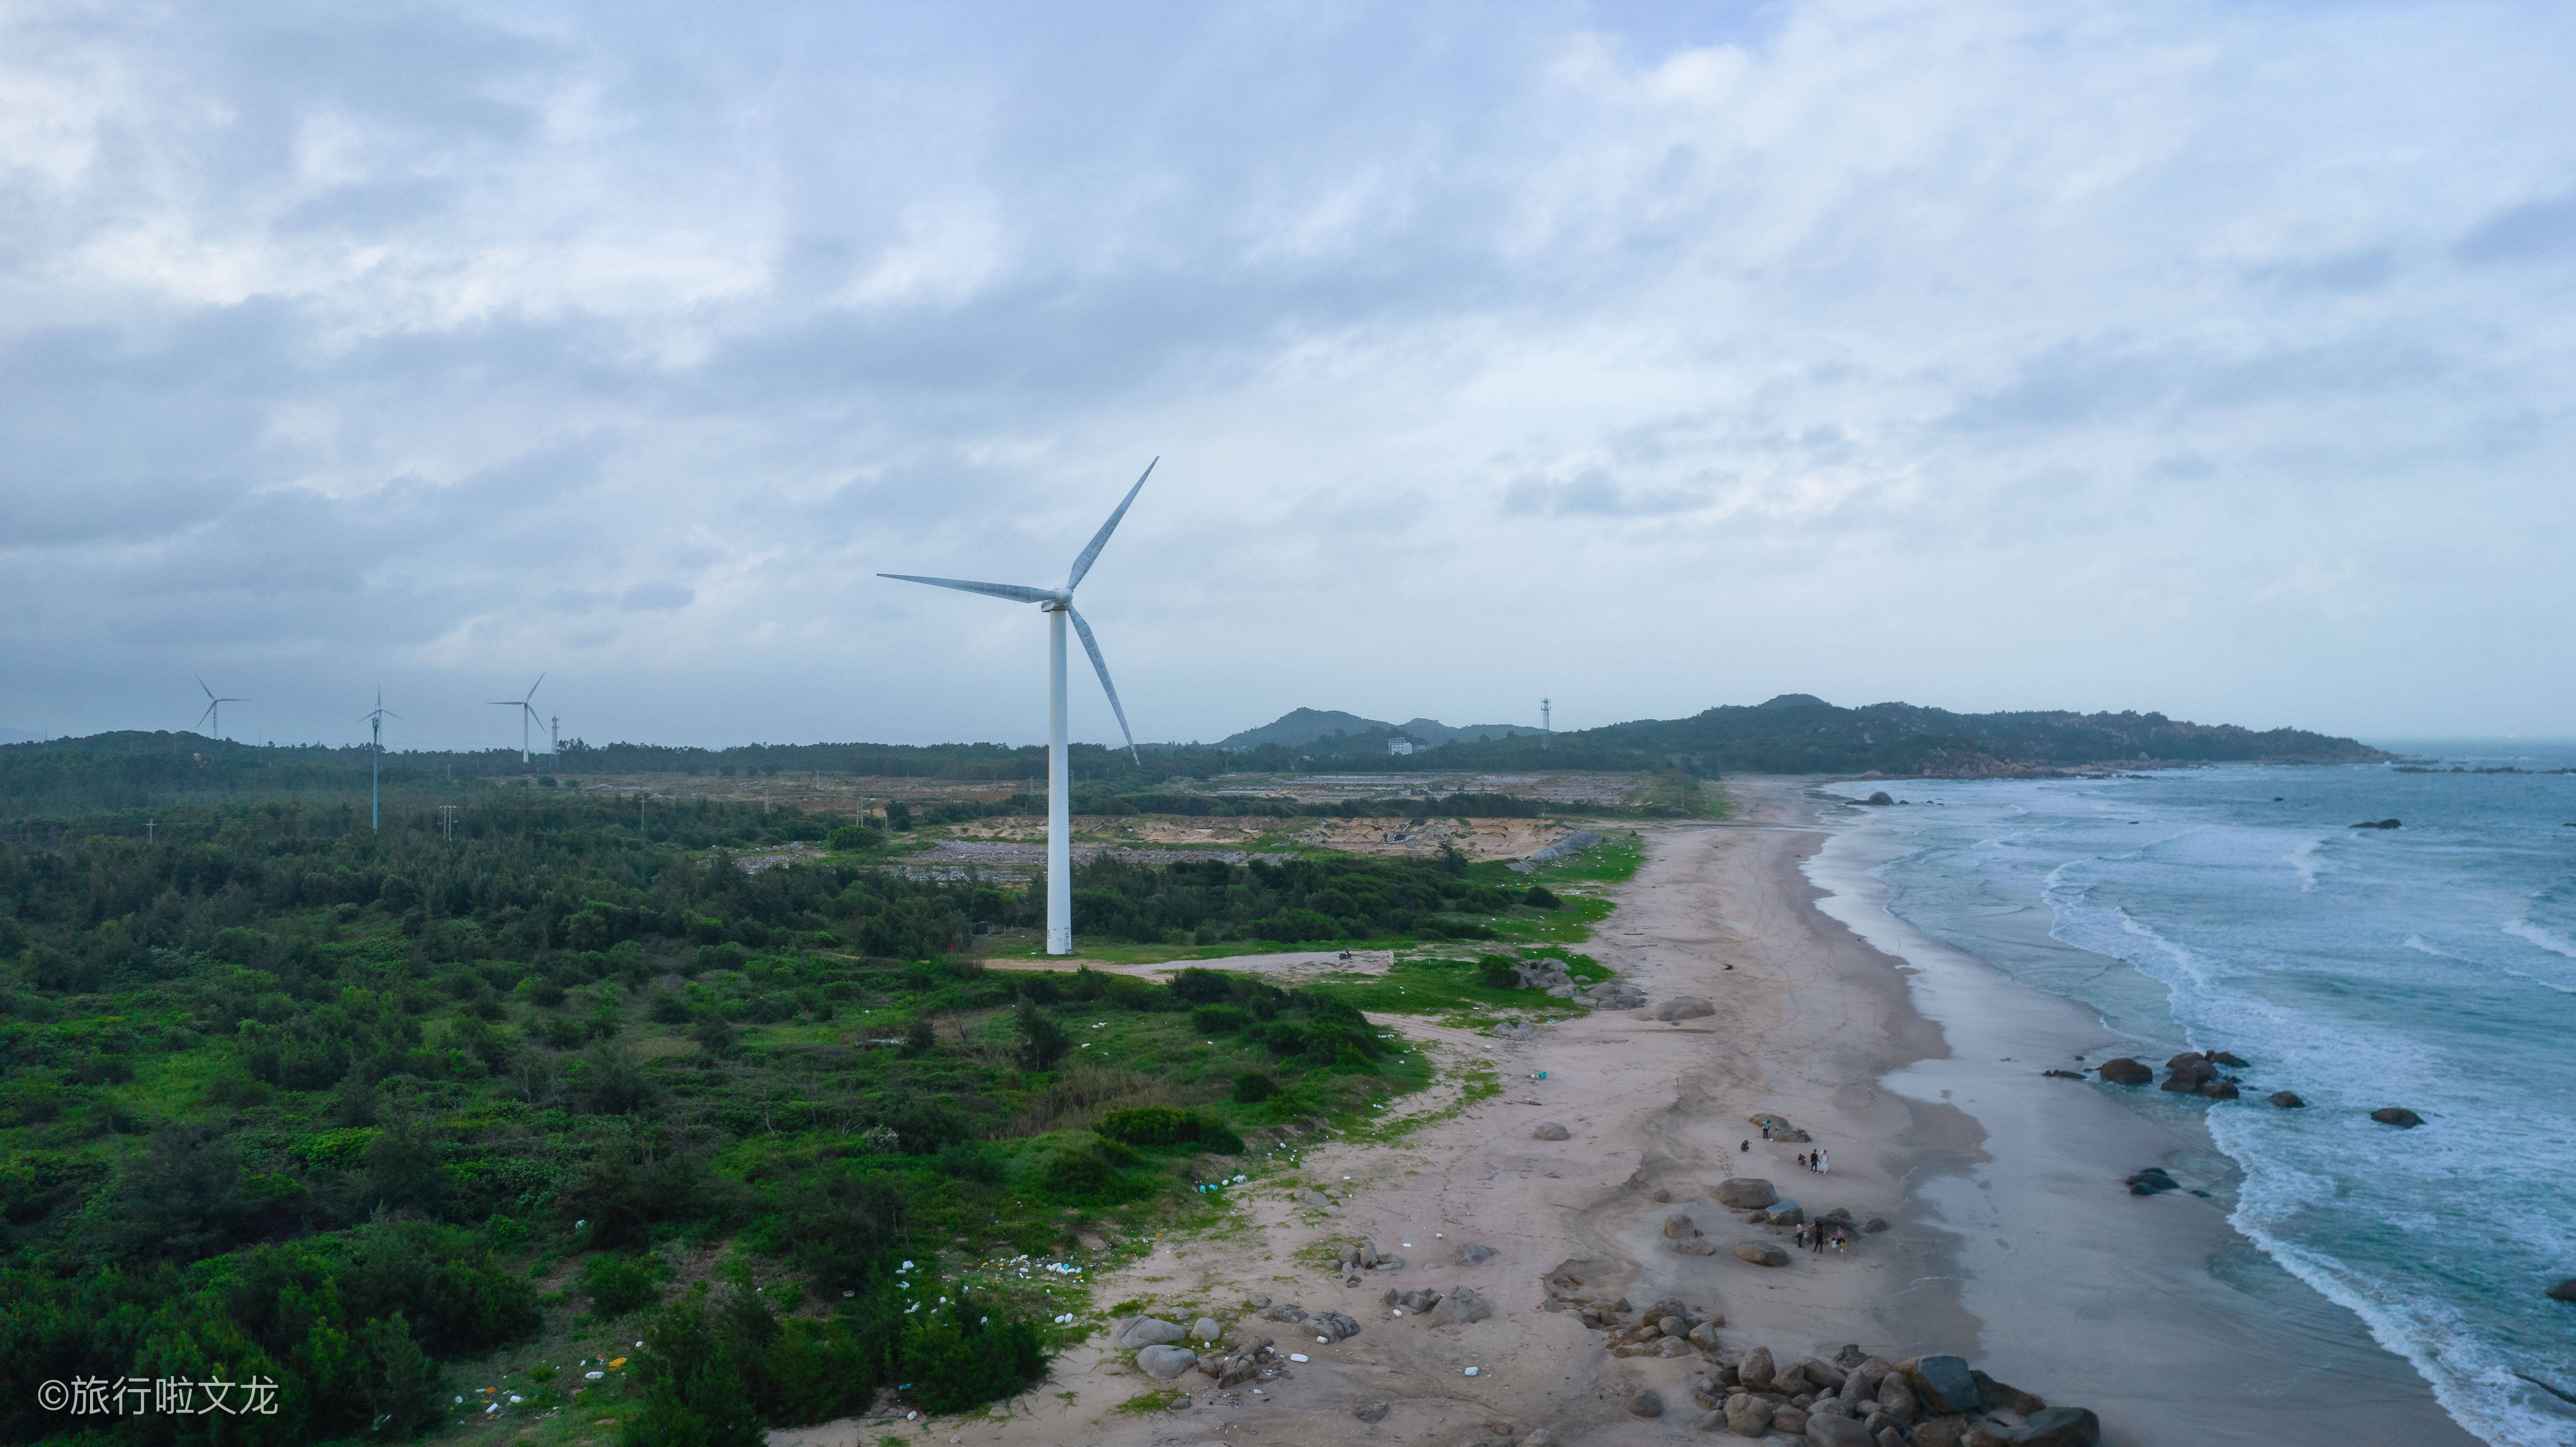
[1135,1345,1197,1379]
[1313,1311,1362,1342]
[2042,1069,2085,1079]
[1245,1293,1271,1310]
[1740,1348,1776,1389]
[1833,1343,1867,1369]
[2371,1106,2423,1127]
[1263,1303,1308,1324]
[1653,1187,1676,1203]
[1671,1239,1720,1256]
[1533,1121,1572,1141]
[2125,1167,2180,1196]
[2269,1091,2305,1108]
[1875,1430,1907,1447]
[1456,1242,1500,1266]
[2197,1080,2240,1100]
[1735,1242,1791,1267]
[2209,1050,2249,1068]
[1627,1386,1665,1418]
[2000,1406,2102,1446]
[1914,1419,1970,1447]
[1121,1317,1187,1347]
[1864,792,1895,806]
[1803,1358,1849,1392]
[1436,1287,1493,1326]
[1806,1416,1873,1447]
[1903,1357,1981,1416]
[1759,1201,1806,1225]
[1296,1188,1332,1208]
[1353,1401,1391,1423]
[2548,1279,2576,1303]
[1773,1407,1810,1435]
[2096,1058,2152,1085]
[1665,1213,1700,1238]
[1691,1323,1724,1349]
[1726,1394,1775,1436]
[1191,1316,1222,1341]
[2161,1053,2217,1092]
[1657,996,1717,1022]
[1863,1217,1890,1233]
[2351,818,2402,830]
[1875,1373,1918,1422]
[1642,1299,1688,1326]
[1717,1178,1780,1209]
[1971,1372,2046,1414]
[1526,1432,1556,1447]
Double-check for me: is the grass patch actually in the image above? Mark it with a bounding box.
[1115,1387,1188,1414]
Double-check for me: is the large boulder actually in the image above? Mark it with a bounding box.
[1971,1372,2046,1414]
[1806,1415,1873,1447]
[1533,1121,1572,1141]
[1902,1356,1982,1415]
[2372,1107,2424,1127]
[1716,1178,1779,1209]
[1135,1345,1197,1380]
[2547,1279,2576,1303]
[1191,1316,1222,1342]
[1802,1357,1849,1392]
[2002,1406,2102,1446]
[1734,1242,1790,1266]
[2197,1080,2240,1100]
[1313,1311,1363,1341]
[1759,1200,1806,1225]
[1263,1302,1307,1323]
[2096,1057,2152,1085]
[1120,1317,1187,1347]
[1626,1385,1664,1418]
[1664,1213,1699,1238]
[2208,1050,2249,1068]
[1670,1239,1719,1256]
[2270,1091,2305,1108]
[1772,1406,1809,1436]
[1657,996,1717,1022]
[1875,1373,1918,1422]
[1724,1394,1774,1436]
[2160,1053,2216,1093]
[1739,1347,1775,1389]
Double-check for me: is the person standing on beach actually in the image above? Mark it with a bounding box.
[1817,1148,1830,1174]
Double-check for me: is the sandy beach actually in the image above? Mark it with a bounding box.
[778,779,2474,1447]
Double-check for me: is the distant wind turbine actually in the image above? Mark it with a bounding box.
[195,677,246,741]
[881,459,1153,956]
[362,690,400,831]
[489,674,545,763]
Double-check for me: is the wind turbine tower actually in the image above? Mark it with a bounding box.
[881,459,1153,955]
[195,677,246,741]
[1542,698,1551,749]
[488,674,546,763]
[362,691,400,830]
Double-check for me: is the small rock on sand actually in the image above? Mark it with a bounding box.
[1135,1345,1197,1380]
[1624,1385,1663,1418]
[2371,1107,2424,1127]
[1734,1241,1790,1266]
[1352,1401,1390,1423]
[1436,1287,1493,1325]
[1668,1239,1718,1256]
[1191,1317,1221,1341]
[1655,996,1716,1021]
[1662,1213,1697,1238]
[1716,1177,1778,1209]
[1119,1317,1186,1347]
[1455,1242,1499,1266]
[1533,1121,1572,1141]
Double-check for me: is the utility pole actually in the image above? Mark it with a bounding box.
[639,791,648,838]
[1542,698,1552,750]
[145,819,156,844]
[438,805,458,840]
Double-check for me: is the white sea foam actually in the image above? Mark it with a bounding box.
[2288,834,2330,892]
[2504,916,2576,962]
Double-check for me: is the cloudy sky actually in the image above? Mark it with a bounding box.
[3,0,2569,751]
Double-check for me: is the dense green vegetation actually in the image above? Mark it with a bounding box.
[1070,849,1549,945]
[0,794,1589,1443]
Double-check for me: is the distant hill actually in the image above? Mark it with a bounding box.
[1216,707,1540,751]
[1324,695,2389,777]
[0,728,40,743]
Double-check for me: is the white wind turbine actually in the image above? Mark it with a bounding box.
[195,676,246,742]
[489,674,545,763]
[881,460,1153,956]
[362,690,399,831]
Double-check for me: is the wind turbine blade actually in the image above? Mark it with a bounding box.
[876,574,1058,605]
[198,675,215,701]
[1065,458,1156,592]
[1067,606,1138,763]
[526,672,545,703]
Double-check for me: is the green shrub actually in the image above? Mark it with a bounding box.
[1523,885,1562,909]
[932,1140,1007,1186]
[1190,1005,1248,1035]
[1476,956,1520,989]
[1096,1107,1244,1155]
[828,824,886,851]
[899,1287,1046,1414]
[900,1017,938,1058]
[1168,968,1233,1003]
[648,990,692,1024]
[1014,998,1070,1070]
[584,1251,664,1316]
[1231,1071,1276,1103]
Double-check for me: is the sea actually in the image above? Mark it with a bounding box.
[1811,743,2576,1447]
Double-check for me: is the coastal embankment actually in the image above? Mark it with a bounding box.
[777,781,2473,1447]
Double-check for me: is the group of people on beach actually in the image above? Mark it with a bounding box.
[1795,1219,1848,1254]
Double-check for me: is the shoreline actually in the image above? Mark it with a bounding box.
[777,780,2475,1447]
[1769,777,2480,1446]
